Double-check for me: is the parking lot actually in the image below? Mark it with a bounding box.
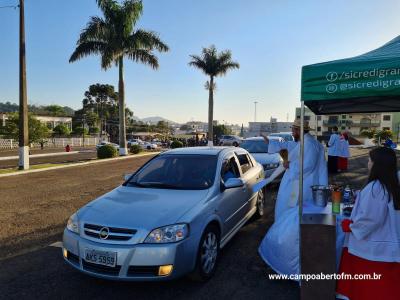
[0,151,302,300]
[0,148,374,300]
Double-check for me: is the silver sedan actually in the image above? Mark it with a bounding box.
[62,147,265,281]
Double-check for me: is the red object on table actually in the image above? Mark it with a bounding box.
[337,248,400,300]
[341,219,353,232]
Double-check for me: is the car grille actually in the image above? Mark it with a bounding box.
[82,260,122,276]
[127,266,159,277]
[84,223,137,241]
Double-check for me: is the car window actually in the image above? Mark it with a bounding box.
[235,153,252,174]
[240,140,269,153]
[221,157,240,182]
[127,154,217,190]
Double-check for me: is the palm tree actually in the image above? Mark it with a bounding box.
[189,45,239,146]
[69,0,169,155]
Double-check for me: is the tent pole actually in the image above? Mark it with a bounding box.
[299,101,305,277]
[299,102,304,217]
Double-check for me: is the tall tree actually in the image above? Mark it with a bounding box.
[69,0,169,155]
[189,45,239,146]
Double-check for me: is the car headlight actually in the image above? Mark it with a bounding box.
[66,213,79,234]
[144,224,189,243]
[263,163,280,170]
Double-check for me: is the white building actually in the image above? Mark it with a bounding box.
[247,117,292,137]
[295,107,400,137]
[0,113,72,130]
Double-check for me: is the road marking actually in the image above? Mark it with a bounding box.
[49,241,63,248]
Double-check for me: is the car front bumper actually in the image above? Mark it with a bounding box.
[62,229,196,281]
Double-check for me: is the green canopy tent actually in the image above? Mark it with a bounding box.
[302,35,400,115]
[298,35,400,216]
[297,36,400,296]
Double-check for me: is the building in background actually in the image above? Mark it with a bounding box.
[247,117,292,137]
[295,107,400,140]
[0,112,72,131]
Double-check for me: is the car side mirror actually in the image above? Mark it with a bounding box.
[223,178,244,190]
[124,173,133,181]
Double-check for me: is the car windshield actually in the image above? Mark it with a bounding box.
[240,140,269,153]
[126,154,217,190]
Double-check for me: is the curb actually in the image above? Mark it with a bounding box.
[0,152,159,178]
[0,151,84,161]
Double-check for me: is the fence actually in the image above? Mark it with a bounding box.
[0,137,100,149]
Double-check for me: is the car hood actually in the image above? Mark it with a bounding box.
[78,185,209,231]
[250,152,282,165]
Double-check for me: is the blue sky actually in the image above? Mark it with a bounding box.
[1,0,400,125]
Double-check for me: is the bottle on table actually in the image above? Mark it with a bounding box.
[331,186,342,214]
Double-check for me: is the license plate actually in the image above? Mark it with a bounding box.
[84,249,117,267]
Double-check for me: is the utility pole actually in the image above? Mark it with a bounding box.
[82,114,86,147]
[19,0,29,170]
[254,101,258,122]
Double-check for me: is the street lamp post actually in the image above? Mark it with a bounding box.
[18,0,29,170]
[254,101,258,122]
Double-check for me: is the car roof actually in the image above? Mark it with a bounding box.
[270,132,292,135]
[161,146,244,156]
[244,137,265,141]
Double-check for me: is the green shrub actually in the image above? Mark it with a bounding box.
[130,144,142,154]
[360,129,375,139]
[97,144,118,159]
[170,140,183,149]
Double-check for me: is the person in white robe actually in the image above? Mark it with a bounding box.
[327,126,341,174]
[259,120,328,277]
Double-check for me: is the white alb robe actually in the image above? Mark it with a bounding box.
[345,180,400,262]
[259,133,328,276]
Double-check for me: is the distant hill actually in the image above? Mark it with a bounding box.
[140,116,178,125]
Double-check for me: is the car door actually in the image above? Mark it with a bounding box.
[217,155,248,236]
[235,152,260,214]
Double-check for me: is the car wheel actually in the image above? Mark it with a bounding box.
[147,146,151,150]
[254,188,265,218]
[233,142,239,147]
[189,224,220,281]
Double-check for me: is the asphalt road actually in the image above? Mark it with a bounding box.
[0,152,300,300]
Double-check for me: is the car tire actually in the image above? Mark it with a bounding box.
[147,146,151,150]
[254,189,265,219]
[189,224,220,282]
[233,142,239,147]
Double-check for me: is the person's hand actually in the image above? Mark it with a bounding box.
[341,219,353,232]
[283,161,289,169]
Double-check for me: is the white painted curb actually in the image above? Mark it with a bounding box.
[0,152,159,178]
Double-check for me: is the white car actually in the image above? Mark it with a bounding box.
[141,142,158,150]
[127,139,143,147]
[240,137,283,183]
[96,141,119,150]
[268,132,294,142]
[219,135,243,147]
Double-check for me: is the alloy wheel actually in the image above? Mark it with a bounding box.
[200,232,218,274]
